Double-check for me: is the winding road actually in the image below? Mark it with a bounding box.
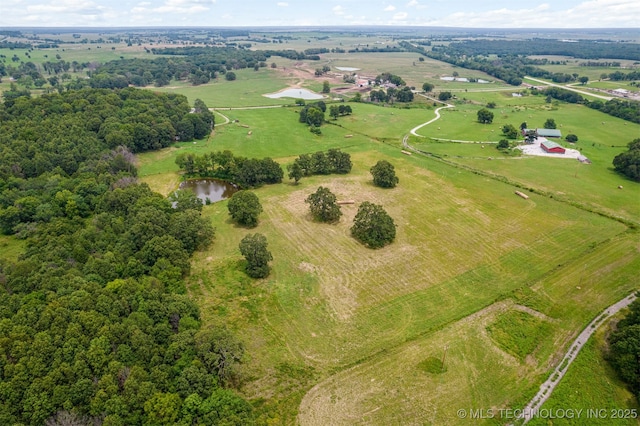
[410,95,453,137]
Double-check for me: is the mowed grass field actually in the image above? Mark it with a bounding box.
[176,145,636,424]
[135,90,639,423]
[408,92,640,223]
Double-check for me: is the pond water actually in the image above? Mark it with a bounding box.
[264,88,324,100]
[440,77,489,83]
[335,67,360,71]
[177,179,238,204]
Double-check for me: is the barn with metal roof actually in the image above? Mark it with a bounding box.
[540,140,566,154]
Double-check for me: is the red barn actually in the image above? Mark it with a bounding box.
[540,140,566,154]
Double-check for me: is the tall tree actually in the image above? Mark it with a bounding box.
[351,202,396,249]
[239,233,273,278]
[544,118,557,129]
[613,138,640,182]
[477,108,494,124]
[502,124,519,139]
[370,160,399,188]
[287,161,304,184]
[227,190,262,227]
[305,186,342,223]
[607,298,640,399]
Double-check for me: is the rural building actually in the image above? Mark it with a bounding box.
[523,128,562,138]
[540,140,566,154]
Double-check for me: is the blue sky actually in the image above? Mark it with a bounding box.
[0,0,638,28]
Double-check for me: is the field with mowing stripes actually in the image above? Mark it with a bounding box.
[141,127,637,422]
[134,82,640,422]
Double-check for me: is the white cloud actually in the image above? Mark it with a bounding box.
[130,0,216,15]
[392,12,408,20]
[407,0,418,6]
[425,0,639,28]
[277,2,288,6]
[26,0,105,14]
[384,5,396,12]
[333,5,345,15]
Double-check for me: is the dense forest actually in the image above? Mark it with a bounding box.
[407,39,640,86]
[0,87,213,182]
[613,139,640,181]
[0,89,252,424]
[430,39,640,61]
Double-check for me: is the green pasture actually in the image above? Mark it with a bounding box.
[487,310,554,361]
[150,67,315,107]
[294,225,640,425]
[137,105,374,194]
[169,135,636,421]
[408,99,640,222]
[540,64,623,81]
[0,43,153,67]
[586,81,640,92]
[0,235,25,262]
[528,325,639,426]
[318,51,510,90]
[249,31,400,53]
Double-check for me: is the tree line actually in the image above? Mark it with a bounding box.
[607,296,640,400]
[613,139,640,182]
[416,39,640,86]
[175,151,283,189]
[429,39,640,61]
[286,149,353,183]
[0,87,252,424]
[0,45,320,91]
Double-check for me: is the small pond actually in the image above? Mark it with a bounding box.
[264,88,324,100]
[176,179,238,204]
[440,77,489,83]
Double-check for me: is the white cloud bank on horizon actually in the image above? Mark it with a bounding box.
[0,0,638,28]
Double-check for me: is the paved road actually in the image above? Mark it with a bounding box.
[524,76,613,101]
[515,292,638,425]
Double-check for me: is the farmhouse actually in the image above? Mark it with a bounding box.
[540,140,566,154]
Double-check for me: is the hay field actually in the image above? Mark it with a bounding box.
[177,141,633,422]
[136,91,638,423]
